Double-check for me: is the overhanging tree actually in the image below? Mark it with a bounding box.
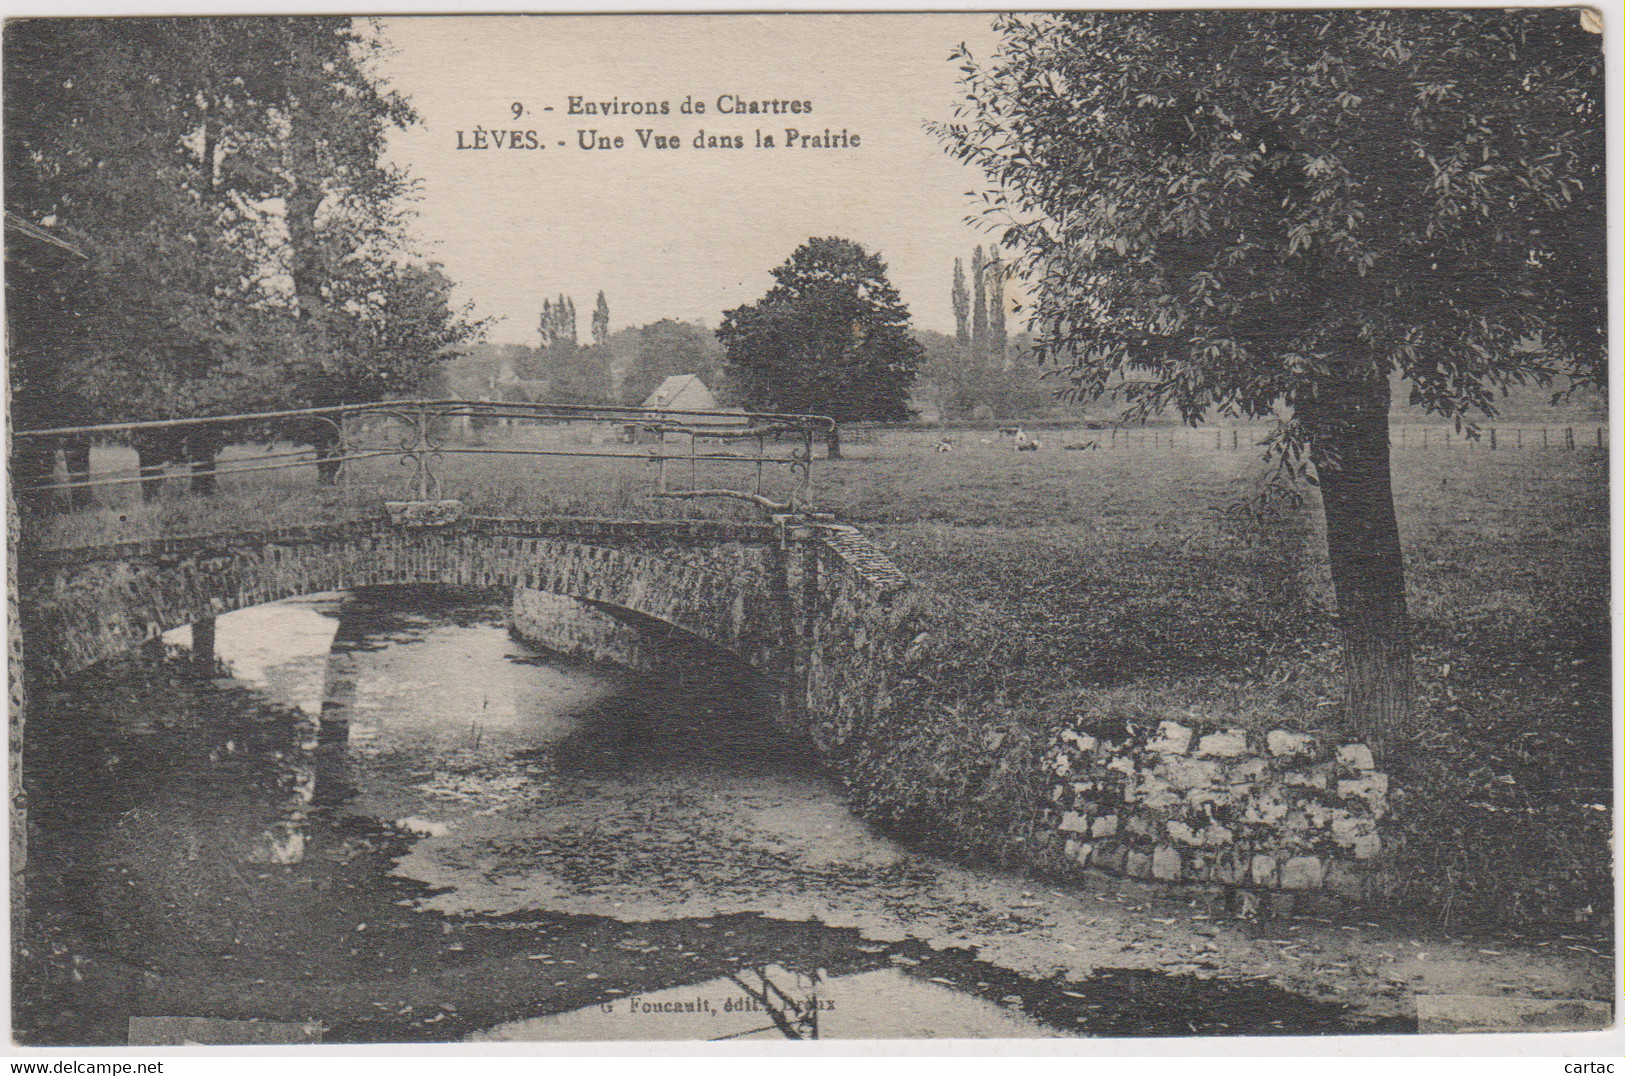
[717,237,925,453]
[936,10,1604,752]
[5,18,484,493]
[5,18,293,497]
[230,18,484,479]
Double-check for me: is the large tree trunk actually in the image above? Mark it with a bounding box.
[285,173,340,488]
[1303,372,1413,758]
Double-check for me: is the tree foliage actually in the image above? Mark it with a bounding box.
[934,10,1604,750]
[919,328,1046,421]
[717,237,924,421]
[932,246,1026,419]
[591,290,610,348]
[4,17,484,433]
[935,10,1604,448]
[951,258,970,345]
[970,244,989,360]
[621,318,726,406]
[532,292,612,402]
[987,248,1008,366]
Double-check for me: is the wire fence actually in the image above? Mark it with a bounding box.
[887,422,1609,454]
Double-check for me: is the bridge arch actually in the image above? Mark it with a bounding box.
[16,515,924,751]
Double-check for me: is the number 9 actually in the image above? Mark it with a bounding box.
[511,102,524,120]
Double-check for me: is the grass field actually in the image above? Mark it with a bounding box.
[19,423,1612,932]
[826,430,1610,933]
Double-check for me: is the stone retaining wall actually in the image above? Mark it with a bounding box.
[1040,718,1388,898]
[509,589,662,670]
[19,514,1395,906]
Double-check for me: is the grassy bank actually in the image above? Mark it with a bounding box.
[831,432,1610,933]
[20,426,1611,932]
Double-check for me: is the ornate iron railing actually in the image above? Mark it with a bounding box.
[12,399,835,515]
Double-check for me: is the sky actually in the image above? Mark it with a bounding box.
[374,14,1008,345]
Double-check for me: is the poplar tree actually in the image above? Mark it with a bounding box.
[592,290,610,348]
[951,258,970,346]
[988,249,1008,368]
[970,244,989,363]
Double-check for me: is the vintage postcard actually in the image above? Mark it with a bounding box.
[3,9,1615,1056]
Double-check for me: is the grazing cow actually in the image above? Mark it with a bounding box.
[935,437,954,453]
[1017,438,1041,452]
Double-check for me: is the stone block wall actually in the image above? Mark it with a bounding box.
[795,525,927,752]
[509,588,661,670]
[1040,718,1388,898]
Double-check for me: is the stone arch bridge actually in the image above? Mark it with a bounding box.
[13,514,925,754]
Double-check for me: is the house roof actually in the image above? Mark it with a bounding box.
[641,374,713,410]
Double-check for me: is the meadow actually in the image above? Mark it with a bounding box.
[20,421,1612,932]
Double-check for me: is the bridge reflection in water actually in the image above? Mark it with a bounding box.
[18,585,1381,1044]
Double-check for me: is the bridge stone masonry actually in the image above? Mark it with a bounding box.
[14,513,925,754]
[11,508,1388,906]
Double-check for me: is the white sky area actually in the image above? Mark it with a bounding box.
[374,14,1006,344]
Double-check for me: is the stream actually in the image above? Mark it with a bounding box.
[18,585,1401,1044]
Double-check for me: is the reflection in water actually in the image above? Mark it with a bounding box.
[19,586,1377,1045]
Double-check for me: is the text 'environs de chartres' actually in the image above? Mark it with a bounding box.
[568,95,814,116]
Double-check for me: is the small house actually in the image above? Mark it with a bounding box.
[641,374,719,413]
[629,375,744,443]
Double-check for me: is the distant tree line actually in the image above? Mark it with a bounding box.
[434,297,732,411]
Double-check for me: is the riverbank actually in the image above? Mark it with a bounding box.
[21,426,1611,938]
[826,438,1610,938]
